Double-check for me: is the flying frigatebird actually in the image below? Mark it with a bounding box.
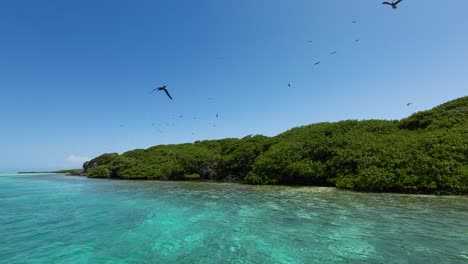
[382,0,402,9]
[152,85,173,100]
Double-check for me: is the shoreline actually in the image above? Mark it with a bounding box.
[63,173,468,196]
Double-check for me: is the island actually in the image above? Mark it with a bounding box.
[78,96,467,194]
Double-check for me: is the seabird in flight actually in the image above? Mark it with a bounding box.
[152,85,173,100]
[382,0,402,9]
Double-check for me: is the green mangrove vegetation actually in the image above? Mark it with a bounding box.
[82,96,468,194]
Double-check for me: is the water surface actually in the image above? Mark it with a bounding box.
[1,173,467,263]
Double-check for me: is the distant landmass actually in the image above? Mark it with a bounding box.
[79,96,467,194]
[18,169,82,174]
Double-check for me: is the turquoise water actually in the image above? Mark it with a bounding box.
[1,173,468,263]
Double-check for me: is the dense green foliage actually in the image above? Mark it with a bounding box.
[83,96,468,194]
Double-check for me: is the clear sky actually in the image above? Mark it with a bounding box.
[1,0,467,172]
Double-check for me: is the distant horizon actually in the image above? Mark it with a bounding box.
[4,95,466,173]
[1,0,467,172]
[0,103,428,173]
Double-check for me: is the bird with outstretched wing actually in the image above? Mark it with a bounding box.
[152,85,173,100]
[382,0,402,9]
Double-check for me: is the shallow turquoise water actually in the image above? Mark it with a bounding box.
[1,173,468,263]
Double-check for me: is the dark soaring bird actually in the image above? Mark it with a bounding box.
[407,103,413,106]
[216,113,219,118]
[314,61,321,65]
[352,21,357,24]
[306,40,313,43]
[382,0,402,9]
[330,51,337,55]
[288,83,291,87]
[152,85,173,100]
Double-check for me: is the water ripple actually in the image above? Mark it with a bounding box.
[1,174,467,263]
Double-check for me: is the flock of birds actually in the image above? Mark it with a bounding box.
[151,1,405,102]
[146,1,410,133]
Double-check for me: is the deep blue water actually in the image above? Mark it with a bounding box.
[1,173,467,263]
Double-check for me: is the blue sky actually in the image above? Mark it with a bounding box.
[1,0,467,172]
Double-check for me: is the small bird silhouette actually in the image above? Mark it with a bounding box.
[152,85,173,100]
[314,61,321,65]
[306,40,313,43]
[355,39,360,42]
[352,21,357,24]
[330,51,337,55]
[407,103,413,107]
[288,83,291,87]
[216,113,219,118]
[382,0,402,9]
